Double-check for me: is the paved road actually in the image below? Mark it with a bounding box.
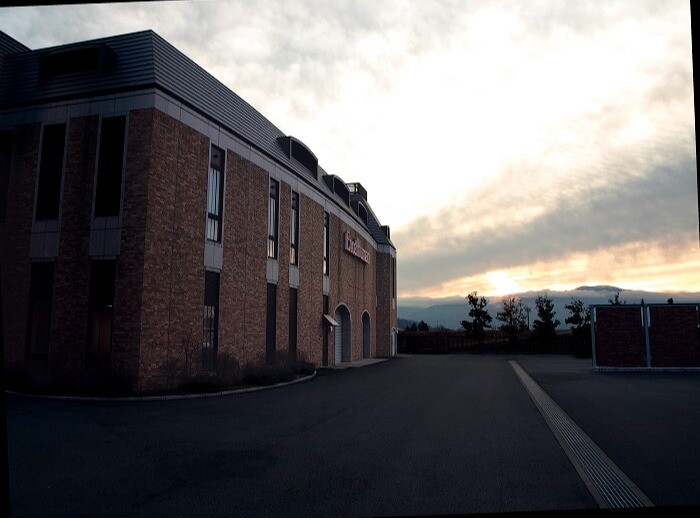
[5,354,697,516]
[515,355,700,508]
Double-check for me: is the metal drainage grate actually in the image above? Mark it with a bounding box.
[509,360,653,509]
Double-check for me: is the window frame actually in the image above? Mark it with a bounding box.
[35,123,67,222]
[290,190,300,265]
[206,145,225,243]
[268,178,279,259]
[94,115,127,218]
[323,211,330,275]
[203,270,220,371]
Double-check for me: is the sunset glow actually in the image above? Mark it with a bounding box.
[401,238,700,299]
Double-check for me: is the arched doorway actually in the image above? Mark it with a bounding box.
[334,304,351,364]
[362,311,371,359]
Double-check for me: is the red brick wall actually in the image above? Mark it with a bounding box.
[649,306,700,367]
[375,252,395,357]
[48,116,98,378]
[135,109,208,390]
[275,183,290,363]
[296,194,324,366]
[1,124,40,374]
[3,106,394,389]
[390,253,398,355]
[328,214,377,363]
[111,109,152,387]
[218,149,268,369]
[594,306,646,367]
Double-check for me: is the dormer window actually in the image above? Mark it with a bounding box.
[358,203,368,225]
[277,136,318,178]
[333,178,350,206]
[39,44,116,83]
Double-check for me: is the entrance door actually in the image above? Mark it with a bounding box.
[334,305,351,364]
[334,309,342,364]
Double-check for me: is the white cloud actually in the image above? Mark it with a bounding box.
[0,0,695,295]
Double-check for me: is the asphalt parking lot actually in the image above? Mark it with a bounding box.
[514,354,700,508]
[5,354,700,516]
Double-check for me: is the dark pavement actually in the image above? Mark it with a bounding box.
[5,354,699,516]
[514,354,700,508]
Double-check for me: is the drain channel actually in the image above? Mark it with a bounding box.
[509,360,653,509]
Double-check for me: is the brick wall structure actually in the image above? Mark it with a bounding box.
[296,194,325,366]
[375,252,397,357]
[593,306,646,367]
[275,183,291,364]
[1,124,40,375]
[49,116,98,379]
[136,109,209,390]
[648,305,700,367]
[593,304,700,368]
[1,107,398,391]
[1,30,397,392]
[111,109,152,387]
[218,149,268,370]
[328,214,378,364]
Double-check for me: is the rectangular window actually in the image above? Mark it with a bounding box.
[87,260,116,362]
[206,145,225,242]
[203,271,220,371]
[266,283,277,365]
[290,190,299,265]
[289,287,298,363]
[268,179,279,258]
[94,116,126,217]
[35,123,66,221]
[0,130,13,223]
[392,257,397,298]
[323,211,330,275]
[26,262,55,357]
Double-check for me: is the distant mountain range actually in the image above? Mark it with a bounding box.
[398,286,700,331]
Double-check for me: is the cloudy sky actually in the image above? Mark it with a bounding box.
[1,0,697,298]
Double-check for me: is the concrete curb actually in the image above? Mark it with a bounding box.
[4,370,317,402]
[322,357,390,370]
[592,367,700,373]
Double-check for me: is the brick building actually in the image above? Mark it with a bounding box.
[0,30,398,391]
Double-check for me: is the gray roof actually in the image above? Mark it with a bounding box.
[0,31,29,56]
[0,29,393,243]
